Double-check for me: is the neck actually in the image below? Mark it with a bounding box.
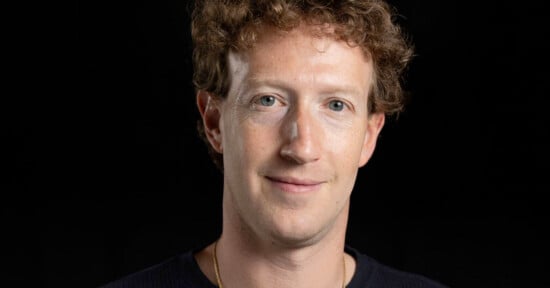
[212,198,352,288]
[214,239,348,288]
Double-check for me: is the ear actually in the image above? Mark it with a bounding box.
[358,113,385,167]
[196,90,223,153]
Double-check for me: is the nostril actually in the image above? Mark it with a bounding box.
[280,147,307,165]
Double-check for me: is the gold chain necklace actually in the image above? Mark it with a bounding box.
[212,240,346,288]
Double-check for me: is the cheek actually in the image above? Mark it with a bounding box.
[222,116,276,165]
[326,128,367,167]
[329,133,365,191]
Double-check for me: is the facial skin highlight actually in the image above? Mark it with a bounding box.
[200,24,385,248]
[289,121,298,142]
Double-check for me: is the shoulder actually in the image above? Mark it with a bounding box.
[367,259,449,288]
[99,250,207,288]
[346,246,449,288]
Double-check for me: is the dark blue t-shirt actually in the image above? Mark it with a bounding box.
[101,246,448,288]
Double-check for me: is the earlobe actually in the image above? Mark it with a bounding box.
[359,113,385,167]
[197,91,223,153]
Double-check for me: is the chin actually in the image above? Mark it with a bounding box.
[265,221,328,249]
[268,232,317,249]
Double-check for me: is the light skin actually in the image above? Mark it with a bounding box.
[195,24,385,288]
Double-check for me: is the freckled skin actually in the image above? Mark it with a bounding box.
[202,25,385,248]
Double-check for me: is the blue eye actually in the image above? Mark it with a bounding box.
[328,100,345,111]
[259,95,276,106]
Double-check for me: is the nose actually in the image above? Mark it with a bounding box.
[279,105,321,164]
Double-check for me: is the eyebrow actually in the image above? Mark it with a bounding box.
[245,77,365,98]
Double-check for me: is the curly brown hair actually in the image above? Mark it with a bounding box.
[191,0,414,170]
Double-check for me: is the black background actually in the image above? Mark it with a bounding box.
[12,0,549,287]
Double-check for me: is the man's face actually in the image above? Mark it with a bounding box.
[203,25,384,246]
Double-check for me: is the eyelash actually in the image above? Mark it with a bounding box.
[250,94,285,110]
[257,95,277,106]
[327,98,353,113]
[328,99,345,111]
[250,95,352,113]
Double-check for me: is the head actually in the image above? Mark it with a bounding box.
[193,0,414,170]
[192,0,413,245]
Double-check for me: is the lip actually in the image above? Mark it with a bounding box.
[266,176,325,193]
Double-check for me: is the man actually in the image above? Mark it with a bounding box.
[102,0,448,287]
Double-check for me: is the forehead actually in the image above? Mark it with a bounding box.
[227,25,373,95]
